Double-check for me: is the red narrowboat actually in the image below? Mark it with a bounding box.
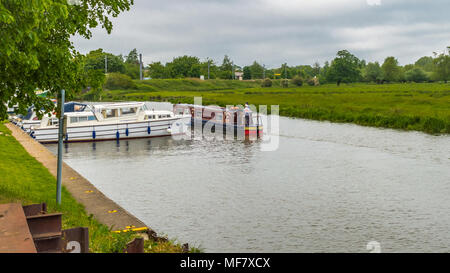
[173,103,263,138]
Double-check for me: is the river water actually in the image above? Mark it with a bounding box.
[46,112,450,253]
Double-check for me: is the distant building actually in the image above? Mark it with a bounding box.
[234,72,243,80]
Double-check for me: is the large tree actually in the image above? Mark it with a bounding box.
[166,56,201,78]
[219,55,233,79]
[381,56,402,82]
[326,50,361,85]
[433,47,450,83]
[249,61,264,79]
[363,62,383,83]
[85,48,125,73]
[0,0,133,119]
[147,62,167,79]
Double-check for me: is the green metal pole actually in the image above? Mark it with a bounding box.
[56,89,65,205]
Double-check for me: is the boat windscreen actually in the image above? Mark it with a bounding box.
[64,102,87,113]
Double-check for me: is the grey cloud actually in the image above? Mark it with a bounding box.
[72,0,450,67]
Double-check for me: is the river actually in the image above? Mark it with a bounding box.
[46,112,450,253]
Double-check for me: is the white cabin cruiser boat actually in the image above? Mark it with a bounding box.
[13,102,89,133]
[29,102,189,143]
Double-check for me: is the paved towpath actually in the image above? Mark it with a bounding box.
[6,123,148,233]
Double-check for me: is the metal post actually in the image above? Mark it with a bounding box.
[56,89,65,205]
[139,53,143,81]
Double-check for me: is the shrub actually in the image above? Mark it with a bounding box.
[307,77,320,86]
[261,78,272,87]
[292,76,304,86]
[104,73,137,90]
[405,67,429,83]
[281,79,289,88]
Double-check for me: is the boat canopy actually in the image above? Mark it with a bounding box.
[64,102,89,113]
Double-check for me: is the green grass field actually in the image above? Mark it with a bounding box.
[0,123,199,253]
[100,80,450,134]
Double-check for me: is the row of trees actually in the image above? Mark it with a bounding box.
[81,46,449,87]
[148,55,235,79]
[142,48,450,85]
[324,49,450,85]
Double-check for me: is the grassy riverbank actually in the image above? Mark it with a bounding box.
[0,123,198,253]
[99,80,450,134]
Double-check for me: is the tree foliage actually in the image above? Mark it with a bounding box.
[363,62,383,83]
[326,50,362,85]
[249,61,264,79]
[85,48,125,73]
[432,47,450,83]
[219,55,233,79]
[405,67,429,83]
[242,66,251,80]
[0,0,133,119]
[166,56,201,78]
[381,57,402,82]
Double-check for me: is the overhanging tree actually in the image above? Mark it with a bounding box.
[0,0,134,119]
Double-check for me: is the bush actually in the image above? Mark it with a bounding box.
[405,67,429,83]
[261,78,272,87]
[292,76,304,86]
[281,79,289,88]
[104,73,137,90]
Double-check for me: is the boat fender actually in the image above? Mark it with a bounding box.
[116,131,120,140]
[126,128,129,137]
[147,125,151,134]
[92,130,96,139]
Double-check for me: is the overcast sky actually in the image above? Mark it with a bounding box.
[72,0,450,68]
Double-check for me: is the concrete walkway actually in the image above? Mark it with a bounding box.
[6,123,148,233]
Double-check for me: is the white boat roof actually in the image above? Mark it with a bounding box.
[65,111,95,117]
[93,102,145,109]
[145,110,173,115]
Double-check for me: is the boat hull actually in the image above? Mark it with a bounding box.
[31,118,187,143]
[191,118,263,138]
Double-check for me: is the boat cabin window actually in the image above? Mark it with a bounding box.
[70,116,95,124]
[48,118,59,126]
[121,107,137,116]
[102,109,119,118]
[158,114,171,119]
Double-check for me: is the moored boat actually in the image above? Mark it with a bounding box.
[173,103,263,138]
[12,101,87,133]
[30,102,189,143]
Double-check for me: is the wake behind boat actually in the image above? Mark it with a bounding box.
[30,102,189,143]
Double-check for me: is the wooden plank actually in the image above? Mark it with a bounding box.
[0,203,37,253]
